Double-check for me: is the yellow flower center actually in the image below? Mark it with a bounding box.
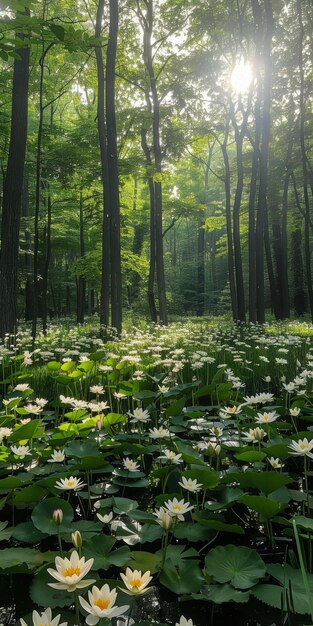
[263,415,270,421]
[66,480,75,487]
[93,598,110,610]
[130,578,142,588]
[173,504,182,511]
[300,443,308,450]
[63,566,81,577]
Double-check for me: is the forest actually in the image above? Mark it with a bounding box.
[2,2,313,626]
[1,0,312,337]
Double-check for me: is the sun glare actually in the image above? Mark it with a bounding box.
[230,59,253,94]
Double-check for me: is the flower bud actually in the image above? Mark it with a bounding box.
[71,530,82,548]
[53,508,63,524]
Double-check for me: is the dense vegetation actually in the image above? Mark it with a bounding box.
[1,0,313,338]
[0,319,312,625]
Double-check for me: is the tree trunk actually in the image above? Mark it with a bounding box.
[141,0,168,324]
[95,0,111,328]
[77,192,86,324]
[298,0,313,322]
[220,121,238,320]
[255,0,274,324]
[196,212,205,316]
[106,0,122,334]
[140,125,157,322]
[0,17,30,338]
[42,190,52,334]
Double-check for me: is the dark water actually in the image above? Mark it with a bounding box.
[1,575,311,626]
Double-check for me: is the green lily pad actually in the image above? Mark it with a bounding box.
[31,497,73,535]
[204,544,266,589]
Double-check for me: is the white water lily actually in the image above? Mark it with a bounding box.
[79,584,129,625]
[288,438,313,459]
[0,427,12,440]
[149,426,172,439]
[47,550,95,592]
[268,457,284,469]
[164,497,193,521]
[120,567,153,595]
[11,445,31,459]
[153,506,175,529]
[243,427,266,442]
[48,449,65,463]
[158,449,183,464]
[175,617,194,626]
[55,476,85,491]
[255,411,279,424]
[290,407,301,417]
[178,476,203,493]
[128,407,150,423]
[97,511,113,524]
[122,457,140,472]
[20,608,67,626]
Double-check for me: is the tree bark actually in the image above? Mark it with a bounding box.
[0,18,30,338]
[106,0,122,333]
[95,0,111,328]
[77,192,86,324]
[141,0,168,324]
[255,0,274,324]
[298,0,313,322]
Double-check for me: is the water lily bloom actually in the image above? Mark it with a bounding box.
[14,383,30,392]
[178,476,203,493]
[120,568,152,595]
[79,584,129,625]
[288,438,313,459]
[158,449,183,464]
[122,457,140,472]
[243,392,274,405]
[175,617,194,626]
[47,550,95,592]
[24,403,43,414]
[0,427,12,441]
[48,449,65,463]
[128,407,150,423]
[149,426,172,439]
[97,511,113,524]
[53,509,63,524]
[72,530,82,548]
[11,445,31,459]
[153,507,175,529]
[255,411,279,424]
[268,457,284,469]
[20,608,67,626]
[219,405,241,416]
[55,476,86,491]
[290,407,301,417]
[243,427,266,442]
[164,498,193,521]
[90,385,105,394]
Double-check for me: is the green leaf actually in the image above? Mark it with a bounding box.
[127,551,161,574]
[221,471,292,495]
[30,568,73,608]
[12,521,47,544]
[235,451,267,463]
[239,495,282,519]
[204,545,265,589]
[160,559,204,594]
[166,397,186,417]
[31,497,73,535]
[0,547,53,573]
[83,535,130,570]
[194,583,250,604]
[9,419,43,443]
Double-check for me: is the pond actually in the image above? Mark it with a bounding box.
[0,321,313,626]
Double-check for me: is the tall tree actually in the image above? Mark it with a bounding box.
[0,11,30,338]
[106,0,122,333]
